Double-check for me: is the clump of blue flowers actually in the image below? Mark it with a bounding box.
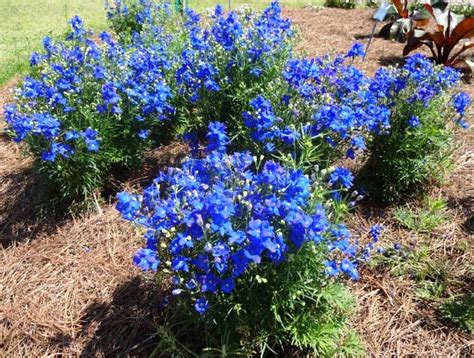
[241,48,391,167]
[117,122,375,314]
[106,0,173,43]
[169,1,294,141]
[4,14,174,200]
[367,54,470,201]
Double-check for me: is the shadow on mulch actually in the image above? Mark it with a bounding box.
[0,142,189,249]
[445,195,474,234]
[0,165,64,248]
[106,142,190,196]
[49,277,163,357]
[378,55,406,67]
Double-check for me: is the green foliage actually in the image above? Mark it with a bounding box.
[365,0,380,9]
[440,293,474,334]
[325,0,357,9]
[394,197,448,233]
[153,243,364,356]
[451,3,474,18]
[375,244,451,301]
[366,94,456,203]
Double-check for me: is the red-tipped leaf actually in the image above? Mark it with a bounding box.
[448,18,474,47]
[392,0,409,18]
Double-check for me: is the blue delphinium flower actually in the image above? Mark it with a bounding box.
[194,297,210,314]
[346,43,365,58]
[328,167,354,189]
[369,224,383,242]
[99,82,122,114]
[138,129,150,139]
[408,115,420,128]
[67,15,86,40]
[116,192,142,220]
[134,248,160,272]
[458,119,469,129]
[453,92,470,116]
[206,121,229,153]
[81,128,100,153]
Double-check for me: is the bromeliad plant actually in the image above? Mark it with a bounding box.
[117,122,378,355]
[378,0,431,42]
[404,3,474,76]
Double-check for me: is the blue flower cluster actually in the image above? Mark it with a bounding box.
[116,122,373,314]
[4,10,179,199]
[368,55,471,132]
[172,1,293,108]
[106,0,172,42]
[243,51,393,160]
[243,95,299,152]
[370,54,462,108]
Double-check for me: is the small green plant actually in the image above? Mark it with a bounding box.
[325,0,357,10]
[375,245,449,301]
[440,293,474,334]
[394,197,448,233]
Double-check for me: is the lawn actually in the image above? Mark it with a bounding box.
[0,0,324,86]
[0,0,108,85]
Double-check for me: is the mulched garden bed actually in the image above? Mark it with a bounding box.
[0,7,472,356]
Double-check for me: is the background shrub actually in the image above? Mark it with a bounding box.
[325,0,357,10]
[365,55,469,202]
[451,3,474,18]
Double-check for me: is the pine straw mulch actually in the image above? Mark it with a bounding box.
[0,6,473,357]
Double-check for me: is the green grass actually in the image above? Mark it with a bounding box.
[0,0,109,86]
[0,0,325,86]
[186,0,325,11]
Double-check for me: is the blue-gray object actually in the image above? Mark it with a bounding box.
[373,3,398,22]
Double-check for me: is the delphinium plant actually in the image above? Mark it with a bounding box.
[366,54,470,202]
[4,17,175,203]
[170,2,295,146]
[106,0,176,44]
[117,122,379,355]
[242,44,391,171]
